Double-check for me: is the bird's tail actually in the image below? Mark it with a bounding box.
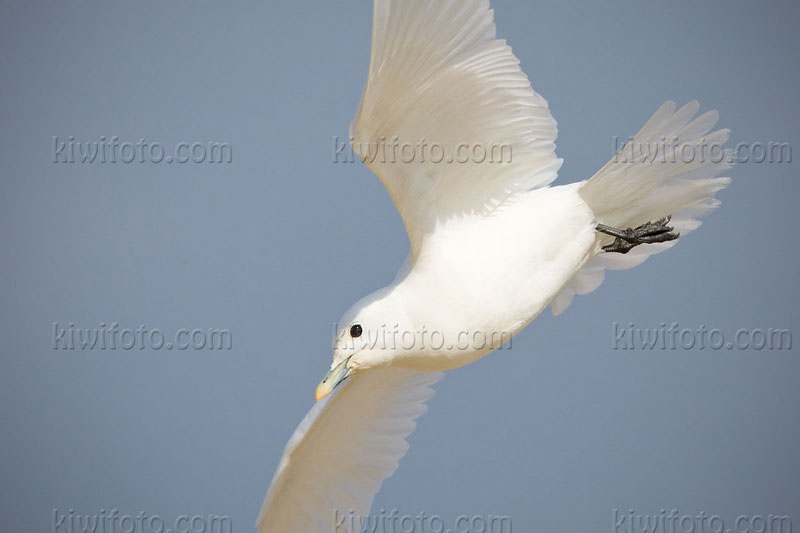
[580,100,732,233]
[551,101,732,315]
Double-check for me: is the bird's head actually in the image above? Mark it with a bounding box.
[315,287,411,401]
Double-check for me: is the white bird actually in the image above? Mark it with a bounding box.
[258,1,731,531]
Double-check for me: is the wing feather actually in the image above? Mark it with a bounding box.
[257,368,443,533]
[352,0,560,254]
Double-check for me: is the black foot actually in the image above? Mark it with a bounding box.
[596,216,680,254]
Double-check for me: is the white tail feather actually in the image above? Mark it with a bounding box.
[552,101,732,315]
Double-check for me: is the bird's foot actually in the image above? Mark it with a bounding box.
[596,216,680,254]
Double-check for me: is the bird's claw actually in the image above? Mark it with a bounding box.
[596,216,680,254]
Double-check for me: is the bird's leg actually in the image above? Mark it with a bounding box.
[596,216,680,254]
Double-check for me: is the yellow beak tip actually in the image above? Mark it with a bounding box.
[315,357,352,402]
[315,384,330,402]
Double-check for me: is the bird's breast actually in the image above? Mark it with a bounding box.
[396,185,596,368]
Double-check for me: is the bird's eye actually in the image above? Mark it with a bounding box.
[350,324,363,338]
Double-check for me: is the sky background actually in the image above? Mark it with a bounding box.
[1,1,798,532]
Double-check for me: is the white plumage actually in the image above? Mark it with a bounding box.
[258,1,731,531]
[257,368,441,531]
[351,0,561,254]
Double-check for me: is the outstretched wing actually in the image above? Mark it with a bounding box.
[352,0,561,254]
[257,367,443,533]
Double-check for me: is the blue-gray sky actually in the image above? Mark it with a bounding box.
[1,1,798,532]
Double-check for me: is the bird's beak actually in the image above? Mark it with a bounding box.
[315,356,352,402]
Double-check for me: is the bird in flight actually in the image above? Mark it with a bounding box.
[258,1,731,530]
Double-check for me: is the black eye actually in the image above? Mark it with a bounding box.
[350,324,363,338]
